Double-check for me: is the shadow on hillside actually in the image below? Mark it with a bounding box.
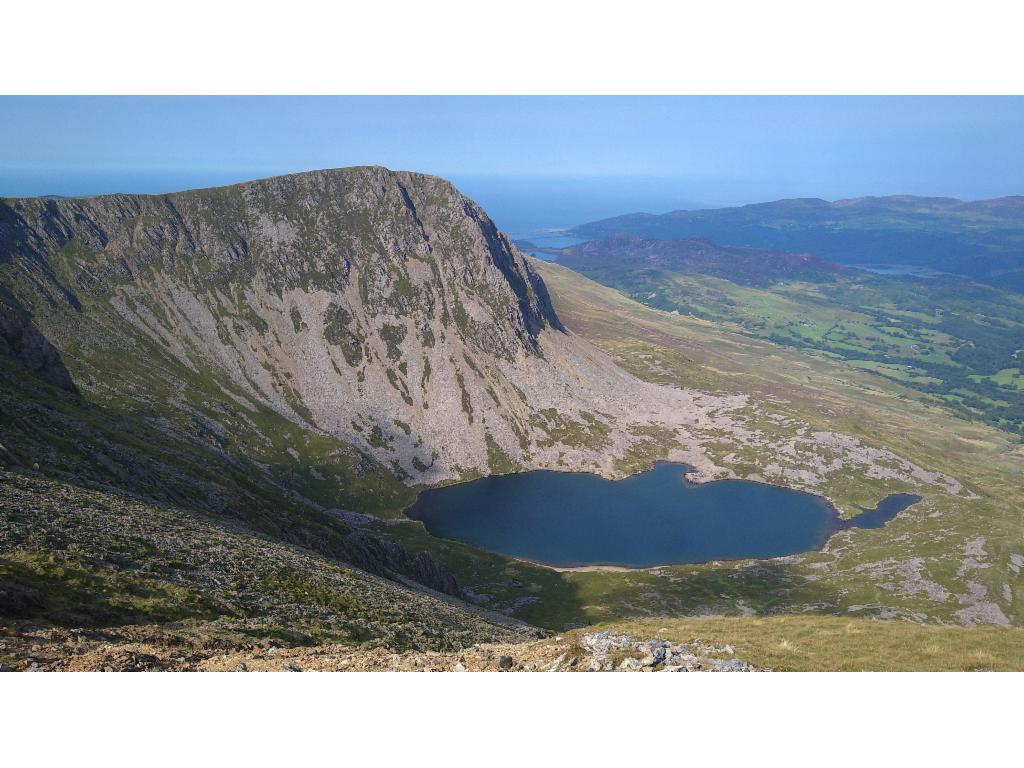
[659,560,841,616]
[0,300,78,394]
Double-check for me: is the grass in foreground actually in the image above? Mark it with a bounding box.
[594,615,1024,671]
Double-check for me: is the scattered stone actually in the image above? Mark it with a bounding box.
[717,659,751,672]
[579,631,764,673]
[498,655,514,670]
[641,640,668,666]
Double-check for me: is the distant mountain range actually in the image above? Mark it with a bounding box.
[570,195,1024,290]
[553,234,842,287]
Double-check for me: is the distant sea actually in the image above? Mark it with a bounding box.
[450,175,708,246]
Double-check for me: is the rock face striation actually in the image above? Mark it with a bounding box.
[0,167,725,483]
[0,166,967,497]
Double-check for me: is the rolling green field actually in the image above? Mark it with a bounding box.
[560,262,1024,434]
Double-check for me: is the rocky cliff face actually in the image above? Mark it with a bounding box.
[1,167,970,513]
[0,167,724,485]
[4,168,561,356]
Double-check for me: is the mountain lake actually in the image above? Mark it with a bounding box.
[405,462,922,568]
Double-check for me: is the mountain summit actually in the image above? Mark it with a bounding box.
[0,167,732,487]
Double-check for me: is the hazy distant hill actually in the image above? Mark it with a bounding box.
[570,195,1024,289]
[554,234,842,287]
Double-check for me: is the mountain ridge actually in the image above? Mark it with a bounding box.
[553,233,843,287]
[572,193,1024,221]
[569,194,1024,289]
[0,166,968,500]
[3,165,807,528]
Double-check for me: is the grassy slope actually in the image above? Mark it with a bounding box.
[0,469,526,656]
[525,260,1023,628]
[584,616,1024,671]
[563,264,1024,433]
[0,354,409,553]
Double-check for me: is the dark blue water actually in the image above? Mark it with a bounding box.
[844,492,923,529]
[406,462,921,568]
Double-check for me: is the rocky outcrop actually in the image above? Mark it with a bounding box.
[568,630,762,672]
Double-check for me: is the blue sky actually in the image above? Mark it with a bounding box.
[2,96,1022,231]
